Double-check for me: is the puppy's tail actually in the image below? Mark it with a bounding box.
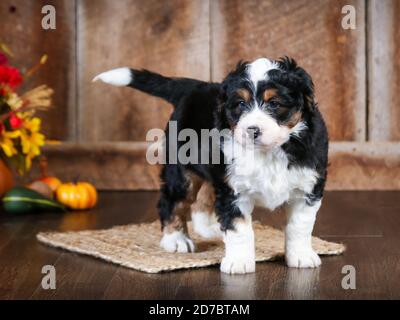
[92,67,203,106]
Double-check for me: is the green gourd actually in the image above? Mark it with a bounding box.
[2,187,67,214]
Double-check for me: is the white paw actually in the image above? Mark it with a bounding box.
[160,231,195,253]
[220,256,255,274]
[285,249,321,268]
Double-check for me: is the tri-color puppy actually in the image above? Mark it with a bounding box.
[93,57,328,274]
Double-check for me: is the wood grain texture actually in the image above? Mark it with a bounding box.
[211,0,366,141]
[77,0,210,142]
[368,0,400,141]
[0,0,76,141]
[0,214,61,299]
[328,142,400,190]
[1,191,400,299]
[37,142,161,190]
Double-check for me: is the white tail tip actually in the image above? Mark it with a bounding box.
[92,67,132,86]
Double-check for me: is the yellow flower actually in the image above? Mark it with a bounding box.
[0,130,20,157]
[19,117,45,170]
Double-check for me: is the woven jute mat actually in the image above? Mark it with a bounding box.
[37,221,345,273]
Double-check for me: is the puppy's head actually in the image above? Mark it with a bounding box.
[219,57,315,149]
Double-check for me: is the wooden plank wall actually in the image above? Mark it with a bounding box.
[211,0,366,141]
[0,0,76,141]
[77,0,210,141]
[2,0,400,190]
[368,0,400,141]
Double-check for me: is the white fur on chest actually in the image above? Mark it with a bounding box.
[223,139,318,213]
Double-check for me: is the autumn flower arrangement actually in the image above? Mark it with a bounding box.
[0,43,53,174]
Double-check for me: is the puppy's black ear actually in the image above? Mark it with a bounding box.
[219,60,248,103]
[214,83,228,130]
[277,56,316,111]
[277,56,298,71]
[218,83,228,103]
[294,65,315,112]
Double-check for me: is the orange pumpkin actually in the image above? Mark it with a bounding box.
[39,176,62,192]
[0,159,14,197]
[56,182,98,210]
[37,157,62,192]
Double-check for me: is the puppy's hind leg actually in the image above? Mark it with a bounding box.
[158,167,202,253]
[191,182,222,239]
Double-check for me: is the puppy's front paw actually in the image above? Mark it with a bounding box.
[220,256,255,274]
[160,231,195,253]
[285,248,321,268]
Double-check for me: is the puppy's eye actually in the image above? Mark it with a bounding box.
[268,101,280,110]
[238,101,247,108]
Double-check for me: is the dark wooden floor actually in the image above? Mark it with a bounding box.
[0,191,399,300]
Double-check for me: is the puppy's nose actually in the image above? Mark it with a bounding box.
[247,126,261,139]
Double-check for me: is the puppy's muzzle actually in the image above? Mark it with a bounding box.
[246,126,261,140]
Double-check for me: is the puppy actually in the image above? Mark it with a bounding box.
[93,57,328,274]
